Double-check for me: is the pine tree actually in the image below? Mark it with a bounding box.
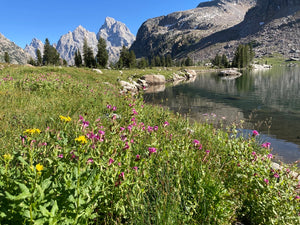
[166,54,173,67]
[4,52,10,63]
[83,39,96,68]
[36,49,42,66]
[185,56,193,66]
[221,54,229,68]
[42,38,60,65]
[96,38,108,68]
[118,46,130,68]
[128,50,136,68]
[74,49,82,67]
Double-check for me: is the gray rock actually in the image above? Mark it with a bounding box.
[24,38,44,59]
[141,75,166,85]
[56,25,98,66]
[97,17,135,63]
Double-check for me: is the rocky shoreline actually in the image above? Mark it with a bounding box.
[119,69,197,94]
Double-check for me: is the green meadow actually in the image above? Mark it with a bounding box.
[0,64,299,224]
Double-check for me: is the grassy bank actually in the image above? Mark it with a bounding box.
[0,65,299,224]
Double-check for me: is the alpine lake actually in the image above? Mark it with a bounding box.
[144,65,300,165]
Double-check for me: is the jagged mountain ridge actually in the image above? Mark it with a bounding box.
[24,38,44,60]
[0,33,29,64]
[23,17,135,65]
[97,17,135,62]
[130,0,257,59]
[56,25,98,65]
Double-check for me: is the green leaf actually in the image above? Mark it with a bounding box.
[39,205,50,217]
[5,191,31,201]
[50,200,58,217]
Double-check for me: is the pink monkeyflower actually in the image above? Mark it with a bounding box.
[252,151,256,156]
[149,147,157,155]
[147,126,153,133]
[130,139,134,143]
[154,126,158,131]
[252,130,259,136]
[119,172,125,179]
[295,195,300,200]
[133,166,138,172]
[123,142,130,150]
[193,139,200,146]
[109,158,114,165]
[87,158,94,164]
[127,125,133,132]
[132,108,138,115]
[267,154,273,159]
[107,104,112,109]
[274,173,279,178]
[264,178,269,185]
[58,154,64,158]
[261,142,271,149]
[131,117,136,121]
[99,130,105,136]
[135,155,140,161]
[112,106,117,111]
[120,127,125,131]
[163,121,169,127]
[206,150,210,154]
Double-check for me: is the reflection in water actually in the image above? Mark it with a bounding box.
[144,66,300,164]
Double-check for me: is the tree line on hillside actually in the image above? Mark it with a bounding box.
[211,44,255,68]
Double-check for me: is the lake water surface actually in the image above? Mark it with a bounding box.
[144,66,300,164]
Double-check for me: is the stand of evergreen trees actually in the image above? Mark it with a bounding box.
[211,43,255,68]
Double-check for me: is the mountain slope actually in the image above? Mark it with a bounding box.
[131,0,300,61]
[0,33,29,64]
[130,0,256,59]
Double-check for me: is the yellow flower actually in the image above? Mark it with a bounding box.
[75,136,87,144]
[3,153,12,161]
[36,163,44,172]
[59,115,72,122]
[23,128,41,135]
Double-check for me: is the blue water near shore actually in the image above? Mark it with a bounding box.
[144,66,300,164]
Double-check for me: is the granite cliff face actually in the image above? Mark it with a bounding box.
[24,38,44,59]
[131,0,300,61]
[0,33,29,64]
[55,17,135,65]
[130,0,256,58]
[97,17,135,62]
[56,25,98,65]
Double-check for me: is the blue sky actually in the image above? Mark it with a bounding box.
[1,0,205,48]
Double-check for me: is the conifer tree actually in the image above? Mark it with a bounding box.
[42,38,60,65]
[83,39,96,68]
[74,49,82,67]
[96,38,108,68]
[36,49,42,66]
[128,50,136,68]
[4,52,10,63]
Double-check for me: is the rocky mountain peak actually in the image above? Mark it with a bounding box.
[97,17,135,62]
[97,16,135,47]
[24,38,44,59]
[56,25,98,65]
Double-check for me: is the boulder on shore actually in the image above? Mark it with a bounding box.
[141,75,166,85]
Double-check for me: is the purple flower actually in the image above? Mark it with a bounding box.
[120,127,125,131]
[274,173,279,178]
[109,158,114,165]
[87,158,94,164]
[264,178,269,185]
[252,130,259,136]
[261,142,271,149]
[99,130,105,136]
[107,104,112,109]
[149,147,157,155]
[163,121,169,127]
[154,126,158,131]
[123,142,130,150]
[133,166,138,172]
[206,150,210,154]
[112,106,117,111]
[295,195,300,200]
[267,154,273,159]
[132,108,138,115]
[119,172,125,179]
[147,126,153,133]
[193,139,200,146]
[135,155,140,161]
[58,154,64,158]
[252,151,256,156]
